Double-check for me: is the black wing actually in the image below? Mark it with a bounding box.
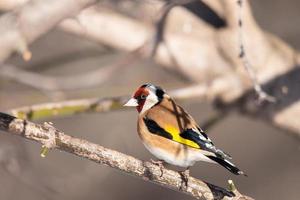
[143,117,231,159]
[143,118,173,139]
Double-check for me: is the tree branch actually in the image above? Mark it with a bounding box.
[9,96,129,120]
[0,112,253,200]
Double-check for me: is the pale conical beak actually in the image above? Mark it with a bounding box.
[124,98,138,107]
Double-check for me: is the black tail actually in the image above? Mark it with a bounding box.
[207,156,247,176]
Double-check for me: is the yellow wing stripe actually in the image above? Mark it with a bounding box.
[164,125,200,149]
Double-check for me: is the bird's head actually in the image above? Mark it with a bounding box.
[124,83,165,114]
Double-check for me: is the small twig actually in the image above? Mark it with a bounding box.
[148,1,177,57]
[228,180,237,192]
[0,112,253,200]
[237,0,276,103]
[227,179,249,200]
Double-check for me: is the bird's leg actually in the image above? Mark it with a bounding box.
[179,167,190,189]
[150,159,164,177]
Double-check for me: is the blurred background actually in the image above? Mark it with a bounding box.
[0,0,300,200]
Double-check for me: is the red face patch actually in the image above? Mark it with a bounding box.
[133,88,149,113]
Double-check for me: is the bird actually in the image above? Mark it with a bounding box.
[124,83,246,180]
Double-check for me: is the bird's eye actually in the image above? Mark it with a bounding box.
[140,94,147,99]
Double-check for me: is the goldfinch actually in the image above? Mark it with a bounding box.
[124,83,246,176]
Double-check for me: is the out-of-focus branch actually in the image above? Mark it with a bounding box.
[236,0,275,103]
[0,0,98,62]
[0,51,140,91]
[9,96,129,120]
[0,112,253,200]
[59,7,229,82]
[9,78,236,120]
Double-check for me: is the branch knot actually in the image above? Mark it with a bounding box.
[40,122,56,157]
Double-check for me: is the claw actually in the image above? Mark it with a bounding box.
[150,159,164,177]
[179,168,190,189]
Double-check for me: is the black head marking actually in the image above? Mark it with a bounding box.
[155,87,165,102]
[140,83,149,88]
[140,84,165,101]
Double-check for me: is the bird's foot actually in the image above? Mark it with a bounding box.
[179,168,190,189]
[150,159,164,177]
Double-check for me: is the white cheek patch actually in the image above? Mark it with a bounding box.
[140,91,158,114]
